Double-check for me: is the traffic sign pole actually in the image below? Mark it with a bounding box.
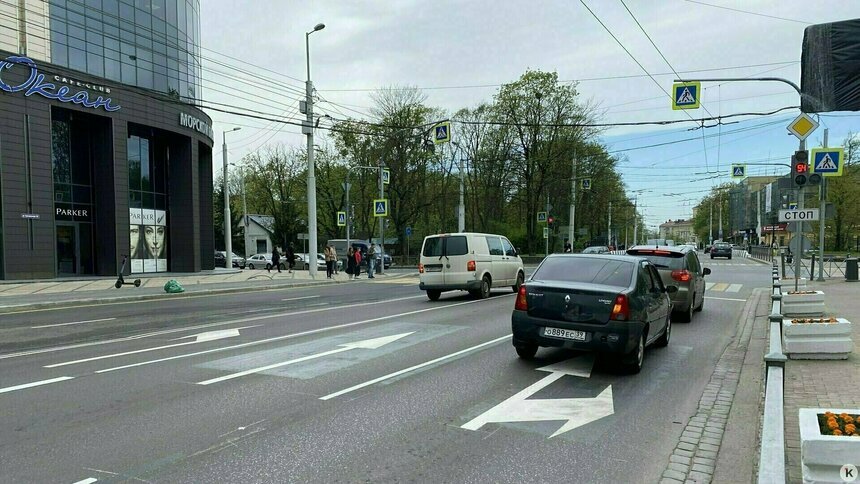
[379,163,385,275]
[818,129,828,282]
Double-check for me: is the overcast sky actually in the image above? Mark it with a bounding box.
[199,0,860,231]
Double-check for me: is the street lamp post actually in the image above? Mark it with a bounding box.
[222,127,241,267]
[305,22,325,278]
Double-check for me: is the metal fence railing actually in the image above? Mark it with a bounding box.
[758,260,787,484]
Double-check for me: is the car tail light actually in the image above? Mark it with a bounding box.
[467,260,476,271]
[671,269,692,282]
[418,263,424,274]
[515,285,528,311]
[610,294,630,321]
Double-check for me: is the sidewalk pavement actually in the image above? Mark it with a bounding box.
[0,268,413,314]
[780,279,860,484]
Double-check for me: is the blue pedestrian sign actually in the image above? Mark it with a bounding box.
[382,169,390,185]
[672,82,701,110]
[788,202,798,210]
[337,211,346,227]
[373,199,388,217]
[433,121,452,144]
[580,178,592,190]
[537,211,547,223]
[405,226,412,237]
[810,148,844,177]
[731,164,746,179]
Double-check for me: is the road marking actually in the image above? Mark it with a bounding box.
[97,297,512,374]
[197,332,413,385]
[320,334,511,401]
[31,317,116,329]
[708,283,729,292]
[461,356,611,438]
[704,296,747,302]
[44,328,251,368]
[72,479,98,484]
[281,295,321,302]
[726,283,743,293]
[0,295,427,360]
[0,376,74,394]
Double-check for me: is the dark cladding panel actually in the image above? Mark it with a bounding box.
[801,18,860,112]
[168,135,196,272]
[198,141,213,269]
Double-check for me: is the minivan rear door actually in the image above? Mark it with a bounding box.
[420,236,446,286]
[442,235,473,286]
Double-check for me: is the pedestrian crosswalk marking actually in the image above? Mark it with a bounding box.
[725,284,743,293]
[677,87,695,104]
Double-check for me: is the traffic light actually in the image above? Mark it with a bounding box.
[547,216,555,228]
[792,150,809,186]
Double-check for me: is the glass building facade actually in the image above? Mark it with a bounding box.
[47,0,202,101]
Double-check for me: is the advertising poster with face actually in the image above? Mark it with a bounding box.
[129,208,144,273]
[155,210,167,271]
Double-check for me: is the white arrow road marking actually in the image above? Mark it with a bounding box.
[44,327,254,368]
[31,317,116,329]
[197,332,414,385]
[0,376,75,395]
[461,356,613,438]
[320,335,510,400]
[71,479,98,484]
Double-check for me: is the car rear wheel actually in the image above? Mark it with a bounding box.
[655,316,671,347]
[248,263,255,270]
[676,295,694,323]
[695,294,704,312]
[476,276,491,299]
[512,272,524,293]
[621,333,645,374]
[279,263,286,271]
[265,263,272,270]
[426,290,441,301]
[515,344,538,359]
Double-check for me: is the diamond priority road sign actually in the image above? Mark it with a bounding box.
[786,113,818,141]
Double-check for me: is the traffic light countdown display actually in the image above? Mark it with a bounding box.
[792,150,821,187]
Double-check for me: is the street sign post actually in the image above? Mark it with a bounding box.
[373,199,388,217]
[787,113,819,141]
[337,211,346,227]
[433,121,451,144]
[731,164,746,178]
[537,212,547,223]
[672,82,701,110]
[810,147,844,177]
[779,208,820,222]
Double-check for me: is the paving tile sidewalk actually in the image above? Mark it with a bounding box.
[0,269,411,313]
[781,279,860,484]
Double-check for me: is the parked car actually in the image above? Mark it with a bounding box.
[419,232,524,301]
[582,245,610,254]
[297,253,343,272]
[710,242,733,259]
[626,245,710,322]
[511,254,676,373]
[214,251,245,269]
[246,253,285,271]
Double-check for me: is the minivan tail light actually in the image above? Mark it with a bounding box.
[610,294,629,321]
[671,269,691,282]
[467,260,476,271]
[418,263,424,274]
[515,285,528,311]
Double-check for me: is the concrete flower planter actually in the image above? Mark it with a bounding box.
[800,408,860,483]
[780,277,807,288]
[783,318,853,359]
[782,290,825,317]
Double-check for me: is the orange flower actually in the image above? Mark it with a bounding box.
[828,421,840,430]
[833,429,844,436]
[846,424,857,434]
[845,415,855,424]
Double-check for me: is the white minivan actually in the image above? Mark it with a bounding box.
[418,232,524,301]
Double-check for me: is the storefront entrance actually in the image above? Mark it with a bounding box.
[56,223,94,276]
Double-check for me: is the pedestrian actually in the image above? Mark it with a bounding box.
[286,243,296,273]
[331,245,338,275]
[353,245,362,280]
[270,246,281,273]
[324,244,335,279]
[367,242,377,279]
[563,238,572,253]
[346,246,357,280]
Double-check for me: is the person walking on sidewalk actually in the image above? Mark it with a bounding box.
[286,243,296,273]
[331,245,338,275]
[324,244,335,279]
[367,243,377,279]
[346,247,357,280]
[269,246,281,273]
[353,247,362,280]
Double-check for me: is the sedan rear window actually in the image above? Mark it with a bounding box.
[532,257,634,288]
[627,250,686,270]
[422,236,469,257]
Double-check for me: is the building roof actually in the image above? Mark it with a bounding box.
[247,215,275,234]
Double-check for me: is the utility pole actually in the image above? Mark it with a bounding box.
[568,153,576,248]
[378,161,385,275]
[756,188,761,247]
[304,23,325,279]
[608,200,612,248]
[458,155,465,233]
[344,171,351,253]
[718,193,723,241]
[817,129,828,281]
[632,198,638,246]
[222,127,240,265]
[545,195,550,257]
[795,138,806,291]
[240,168,248,259]
[709,202,713,244]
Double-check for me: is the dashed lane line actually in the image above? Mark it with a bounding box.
[0,376,75,395]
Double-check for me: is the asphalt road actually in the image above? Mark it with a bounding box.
[0,256,769,483]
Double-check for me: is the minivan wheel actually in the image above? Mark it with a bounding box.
[512,272,524,293]
[621,333,645,374]
[478,276,491,299]
[426,289,441,301]
[516,344,538,359]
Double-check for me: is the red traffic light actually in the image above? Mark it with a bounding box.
[796,162,808,174]
[547,216,555,224]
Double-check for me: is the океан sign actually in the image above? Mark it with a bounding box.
[0,55,121,112]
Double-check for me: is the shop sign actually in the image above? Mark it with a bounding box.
[0,56,120,112]
[179,112,213,140]
[762,223,788,233]
[55,204,91,221]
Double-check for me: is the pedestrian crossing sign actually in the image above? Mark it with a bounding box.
[672,82,700,110]
[373,199,388,217]
[731,164,746,179]
[382,169,390,185]
[810,148,844,177]
[433,121,452,144]
[580,178,592,190]
[337,211,346,227]
[537,211,547,223]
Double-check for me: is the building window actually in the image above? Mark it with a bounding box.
[128,131,169,273]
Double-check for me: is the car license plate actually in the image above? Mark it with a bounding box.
[543,326,587,341]
[424,264,442,272]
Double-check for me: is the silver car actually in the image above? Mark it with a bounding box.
[626,245,711,323]
[246,253,285,271]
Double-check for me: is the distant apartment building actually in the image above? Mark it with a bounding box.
[659,219,694,243]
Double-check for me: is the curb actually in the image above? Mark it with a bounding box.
[0,272,415,314]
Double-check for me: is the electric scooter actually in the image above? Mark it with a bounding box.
[115,254,142,289]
